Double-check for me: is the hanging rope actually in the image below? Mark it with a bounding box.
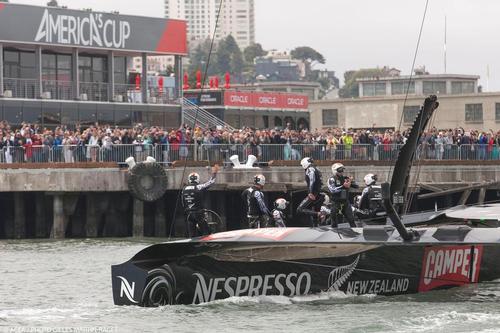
[387,0,430,183]
[168,0,225,240]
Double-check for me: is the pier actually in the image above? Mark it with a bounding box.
[1,162,500,239]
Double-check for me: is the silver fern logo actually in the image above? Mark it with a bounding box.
[328,256,360,292]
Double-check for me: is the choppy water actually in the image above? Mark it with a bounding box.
[2,239,500,333]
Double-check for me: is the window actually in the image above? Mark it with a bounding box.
[79,104,97,127]
[322,109,338,126]
[496,103,500,122]
[97,105,115,125]
[114,57,127,84]
[3,50,35,78]
[79,55,108,83]
[423,81,446,94]
[391,81,415,95]
[465,103,483,123]
[403,105,420,124]
[363,82,386,96]
[61,104,78,127]
[42,103,61,126]
[451,81,475,94]
[22,102,42,124]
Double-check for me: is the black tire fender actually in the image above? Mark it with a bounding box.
[128,162,168,202]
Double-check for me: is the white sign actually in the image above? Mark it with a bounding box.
[35,9,131,48]
[117,276,138,303]
[192,272,311,303]
[346,278,410,295]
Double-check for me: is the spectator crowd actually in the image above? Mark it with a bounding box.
[1,120,500,163]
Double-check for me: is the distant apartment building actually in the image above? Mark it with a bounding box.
[255,50,306,82]
[133,56,176,74]
[165,0,255,49]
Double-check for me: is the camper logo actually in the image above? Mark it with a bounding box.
[117,276,138,303]
[419,245,483,292]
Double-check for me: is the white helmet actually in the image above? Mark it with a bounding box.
[332,163,345,174]
[188,172,200,184]
[300,157,313,169]
[254,174,266,186]
[274,198,289,210]
[354,195,361,207]
[364,173,377,186]
[321,193,330,206]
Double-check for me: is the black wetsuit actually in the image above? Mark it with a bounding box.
[358,184,386,224]
[182,175,216,237]
[242,186,271,228]
[297,166,324,227]
[328,174,358,227]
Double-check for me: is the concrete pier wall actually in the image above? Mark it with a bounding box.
[1,164,500,239]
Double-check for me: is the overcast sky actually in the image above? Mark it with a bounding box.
[12,0,500,90]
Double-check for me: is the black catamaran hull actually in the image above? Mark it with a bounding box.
[112,227,500,306]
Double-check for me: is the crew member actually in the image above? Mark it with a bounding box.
[297,157,325,227]
[182,164,219,237]
[328,163,358,228]
[271,198,289,228]
[242,174,271,228]
[319,193,332,225]
[357,173,386,223]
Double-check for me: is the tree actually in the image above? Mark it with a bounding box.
[339,68,388,98]
[291,46,325,79]
[213,38,232,77]
[243,43,265,64]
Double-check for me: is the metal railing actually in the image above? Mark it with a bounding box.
[2,78,180,105]
[41,80,73,100]
[3,78,40,99]
[182,98,235,132]
[80,81,109,102]
[1,143,499,164]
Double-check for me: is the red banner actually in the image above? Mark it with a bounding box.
[418,245,483,292]
[224,91,308,110]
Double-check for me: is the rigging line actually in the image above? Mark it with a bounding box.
[387,0,430,182]
[210,250,485,286]
[169,0,225,240]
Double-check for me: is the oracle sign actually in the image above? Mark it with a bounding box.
[224,91,308,110]
[0,3,187,54]
[226,91,253,107]
[418,245,483,292]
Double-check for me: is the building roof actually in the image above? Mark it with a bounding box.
[356,74,480,82]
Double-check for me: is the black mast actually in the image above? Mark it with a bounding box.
[390,95,439,211]
[383,95,439,241]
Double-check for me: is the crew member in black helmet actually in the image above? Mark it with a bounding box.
[242,174,271,228]
[297,157,325,227]
[182,164,219,237]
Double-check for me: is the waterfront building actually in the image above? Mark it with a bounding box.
[0,2,187,128]
[310,91,500,131]
[165,0,255,49]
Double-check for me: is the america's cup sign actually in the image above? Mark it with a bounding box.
[35,9,131,48]
[0,3,187,54]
